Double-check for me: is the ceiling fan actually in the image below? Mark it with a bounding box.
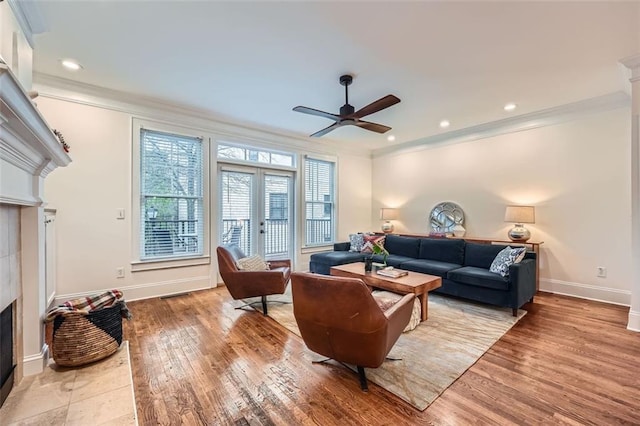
[293,74,401,137]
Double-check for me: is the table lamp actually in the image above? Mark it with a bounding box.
[380,208,398,233]
[504,205,535,242]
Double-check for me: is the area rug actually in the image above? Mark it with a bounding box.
[246,291,526,411]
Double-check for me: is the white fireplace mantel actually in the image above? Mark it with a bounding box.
[1,63,71,206]
[1,62,71,377]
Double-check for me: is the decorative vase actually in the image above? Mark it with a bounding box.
[452,224,466,237]
[364,257,373,272]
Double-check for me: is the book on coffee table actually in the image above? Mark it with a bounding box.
[376,268,408,279]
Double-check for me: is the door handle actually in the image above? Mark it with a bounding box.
[260,230,265,234]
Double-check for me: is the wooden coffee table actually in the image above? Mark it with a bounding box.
[330,263,442,321]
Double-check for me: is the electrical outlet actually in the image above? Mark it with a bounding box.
[117,208,125,220]
[116,267,125,278]
[597,266,607,278]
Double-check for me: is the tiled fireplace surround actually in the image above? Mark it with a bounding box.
[0,63,71,405]
[0,205,22,406]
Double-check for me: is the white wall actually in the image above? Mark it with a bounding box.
[0,2,33,89]
[372,107,632,305]
[36,93,371,300]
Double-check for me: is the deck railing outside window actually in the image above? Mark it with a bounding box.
[218,218,332,257]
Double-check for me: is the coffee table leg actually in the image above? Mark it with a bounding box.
[419,292,428,321]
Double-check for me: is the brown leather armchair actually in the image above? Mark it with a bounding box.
[290,272,415,391]
[216,244,291,315]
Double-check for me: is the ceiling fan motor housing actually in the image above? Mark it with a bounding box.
[340,104,355,116]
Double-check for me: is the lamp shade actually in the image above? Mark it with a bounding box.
[504,205,535,224]
[380,208,399,221]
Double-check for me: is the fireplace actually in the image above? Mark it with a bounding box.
[0,302,15,407]
[0,61,71,401]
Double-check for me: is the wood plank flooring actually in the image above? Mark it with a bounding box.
[124,288,640,425]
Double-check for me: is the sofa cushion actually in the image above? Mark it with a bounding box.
[489,246,527,277]
[309,251,364,265]
[464,243,511,269]
[372,254,416,267]
[418,238,465,264]
[447,266,510,290]
[385,235,421,258]
[398,259,462,278]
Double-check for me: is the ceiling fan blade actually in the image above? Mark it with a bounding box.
[310,122,342,137]
[293,106,340,121]
[353,95,401,119]
[354,120,392,134]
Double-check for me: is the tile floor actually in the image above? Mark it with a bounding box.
[0,342,138,425]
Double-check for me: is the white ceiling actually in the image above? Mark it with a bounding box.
[29,1,639,150]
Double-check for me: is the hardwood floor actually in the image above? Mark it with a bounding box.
[124,288,640,425]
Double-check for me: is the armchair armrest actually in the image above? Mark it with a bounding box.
[383,293,415,341]
[268,259,291,269]
[383,293,415,320]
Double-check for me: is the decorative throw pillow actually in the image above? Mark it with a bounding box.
[348,233,365,252]
[237,254,269,271]
[489,246,527,277]
[361,234,386,254]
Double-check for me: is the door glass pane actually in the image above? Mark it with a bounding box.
[264,174,291,259]
[220,170,252,255]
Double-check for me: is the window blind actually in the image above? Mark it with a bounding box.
[140,129,204,260]
[304,158,335,246]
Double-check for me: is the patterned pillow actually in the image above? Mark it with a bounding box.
[237,254,269,271]
[489,246,527,277]
[361,234,386,254]
[348,233,365,252]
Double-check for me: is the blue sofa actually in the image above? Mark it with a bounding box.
[309,234,536,315]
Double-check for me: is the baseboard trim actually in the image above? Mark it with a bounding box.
[628,310,640,332]
[22,344,48,376]
[54,276,214,304]
[540,278,631,306]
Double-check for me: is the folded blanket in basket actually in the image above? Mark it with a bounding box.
[45,289,131,322]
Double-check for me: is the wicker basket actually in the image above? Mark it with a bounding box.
[46,304,123,367]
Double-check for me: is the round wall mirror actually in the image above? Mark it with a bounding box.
[429,202,465,233]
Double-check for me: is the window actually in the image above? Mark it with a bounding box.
[304,157,335,246]
[217,143,295,168]
[140,129,204,260]
[269,193,288,220]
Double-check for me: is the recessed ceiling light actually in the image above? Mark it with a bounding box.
[439,120,450,128]
[504,103,517,112]
[61,59,83,71]
[387,135,396,142]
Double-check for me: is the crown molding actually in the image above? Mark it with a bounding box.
[32,73,369,159]
[373,91,630,159]
[7,0,49,48]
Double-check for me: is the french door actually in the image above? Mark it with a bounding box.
[218,164,294,261]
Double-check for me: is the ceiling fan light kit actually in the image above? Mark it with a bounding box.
[293,74,401,137]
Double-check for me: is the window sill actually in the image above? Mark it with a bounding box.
[131,255,211,272]
[301,245,334,255]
